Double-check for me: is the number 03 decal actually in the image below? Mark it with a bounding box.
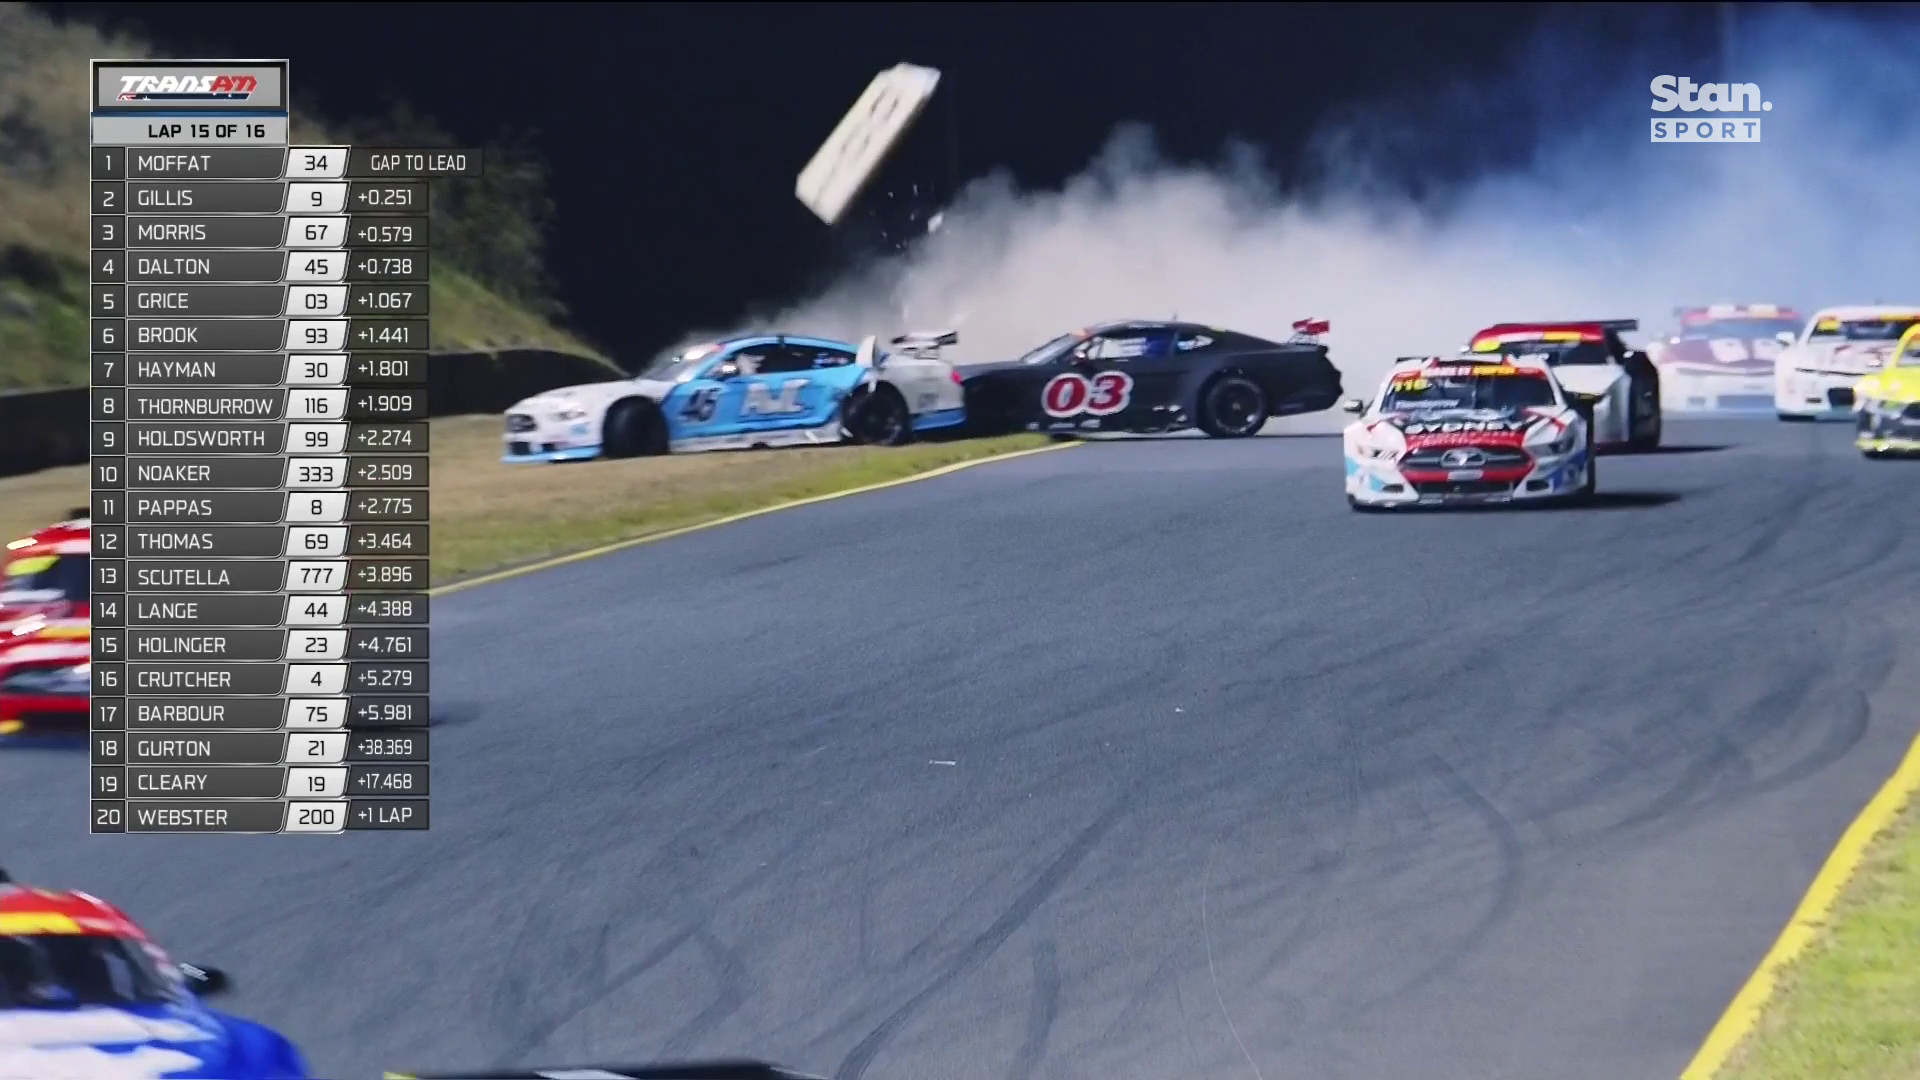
[1041,371,1134,418]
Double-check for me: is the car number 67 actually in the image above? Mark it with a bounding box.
[1042,371,1134,418]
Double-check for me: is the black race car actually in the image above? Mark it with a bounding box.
[957,318,1345,437]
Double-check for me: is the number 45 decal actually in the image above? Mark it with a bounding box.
[1042,371,1134,418]
[681,387,721,422]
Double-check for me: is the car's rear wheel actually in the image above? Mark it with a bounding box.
[603,399,668,458]
[1197,374,1269,438]
[842,385,912,446]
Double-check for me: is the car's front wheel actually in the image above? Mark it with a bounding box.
[603,399,668,458]
[842,385,912,446]
[1197,374,1269,438]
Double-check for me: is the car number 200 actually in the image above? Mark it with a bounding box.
[1041,371,1134,417]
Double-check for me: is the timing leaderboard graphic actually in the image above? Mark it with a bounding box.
[87,59,478,834]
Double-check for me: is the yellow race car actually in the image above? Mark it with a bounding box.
[1854,324,1920,456]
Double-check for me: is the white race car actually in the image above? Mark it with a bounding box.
[1343,354,1595,510]
[502,332,967,461]
[1464,320,1661,451]
[1649,303,1800,413]
[1775,306,1920,421]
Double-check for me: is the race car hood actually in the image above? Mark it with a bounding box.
[1784,340,1896,375]
[1653,336,1782,373]
[1365,407,1571,447]
[954,360,1027,380]
[0,1003,251,1079]
[507,378,676,416]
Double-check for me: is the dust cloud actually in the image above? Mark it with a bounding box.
[766,6,1918,422]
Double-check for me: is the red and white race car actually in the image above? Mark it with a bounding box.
[0,516,91,736]
[1,515,90,631]
[1649,304,1801,413]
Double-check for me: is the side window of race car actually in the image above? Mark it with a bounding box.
[1083,331,1171,361]
[756,346,815,374]
[803,347,857,368]
[1175,332,1214,352]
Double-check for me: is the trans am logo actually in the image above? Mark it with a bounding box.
[116,75,257,102]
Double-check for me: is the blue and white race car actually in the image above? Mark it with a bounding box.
[502,332,967,462]
[0,871,308,1078]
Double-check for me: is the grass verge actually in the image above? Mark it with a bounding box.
[1715,800,1920,1079]
[0,418,1053,584]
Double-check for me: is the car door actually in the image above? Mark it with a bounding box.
[733,343,836,434]
[669,347,756,443]
[1041,327,1180,430]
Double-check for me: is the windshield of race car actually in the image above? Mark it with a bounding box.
[636,344,721,382]
[1,554,89,605]
[1677,318,1800,340]
[1382,369,1559,412]
[1474,340,1613,365]
[1015,334,1080,365]
[1806,317,1920,342]
[0,934,178,1008]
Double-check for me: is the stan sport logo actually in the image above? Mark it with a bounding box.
[116,73,258,102]
[1649,76,1770,143]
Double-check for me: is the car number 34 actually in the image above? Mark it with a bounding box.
[1042,371,1134,417]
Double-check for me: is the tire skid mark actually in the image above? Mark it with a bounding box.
[836,799,1128,1080]
[1345,752,1526,1015]
[1006,934,1061,1080]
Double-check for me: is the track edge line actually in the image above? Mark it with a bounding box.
[1678,724,1920,1079]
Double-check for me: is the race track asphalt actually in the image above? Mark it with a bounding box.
[3,417,1917,1080]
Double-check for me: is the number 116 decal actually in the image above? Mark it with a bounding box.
[1042,371,1134,417]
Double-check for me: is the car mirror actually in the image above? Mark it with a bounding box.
[1775,331,1797,345]
[1340,398,1366,414]
[179,963,229,997]
[710,361,739,380]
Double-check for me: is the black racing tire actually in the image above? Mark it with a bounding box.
[1571,429,1598,503]
[1629,383,1663,451]
[842,385,913,446]
[602,398,668,458]
[1196,374,1270,438]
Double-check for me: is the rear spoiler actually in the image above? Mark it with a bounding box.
[887,329,959,360]
[1288,317,1330,345]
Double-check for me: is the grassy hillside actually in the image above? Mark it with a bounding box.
[0,3,616,390]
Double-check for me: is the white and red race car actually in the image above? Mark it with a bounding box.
[0,515,91,736]
[1342,354,1594,510]
[1650,303,1800,413]
[1775,305,1920,420]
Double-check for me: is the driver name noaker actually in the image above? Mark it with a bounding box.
[134,738,213,758]
[135,807,228,828]
[136,464,211,483]
[135,669,232,689]
[136,703,225,723]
